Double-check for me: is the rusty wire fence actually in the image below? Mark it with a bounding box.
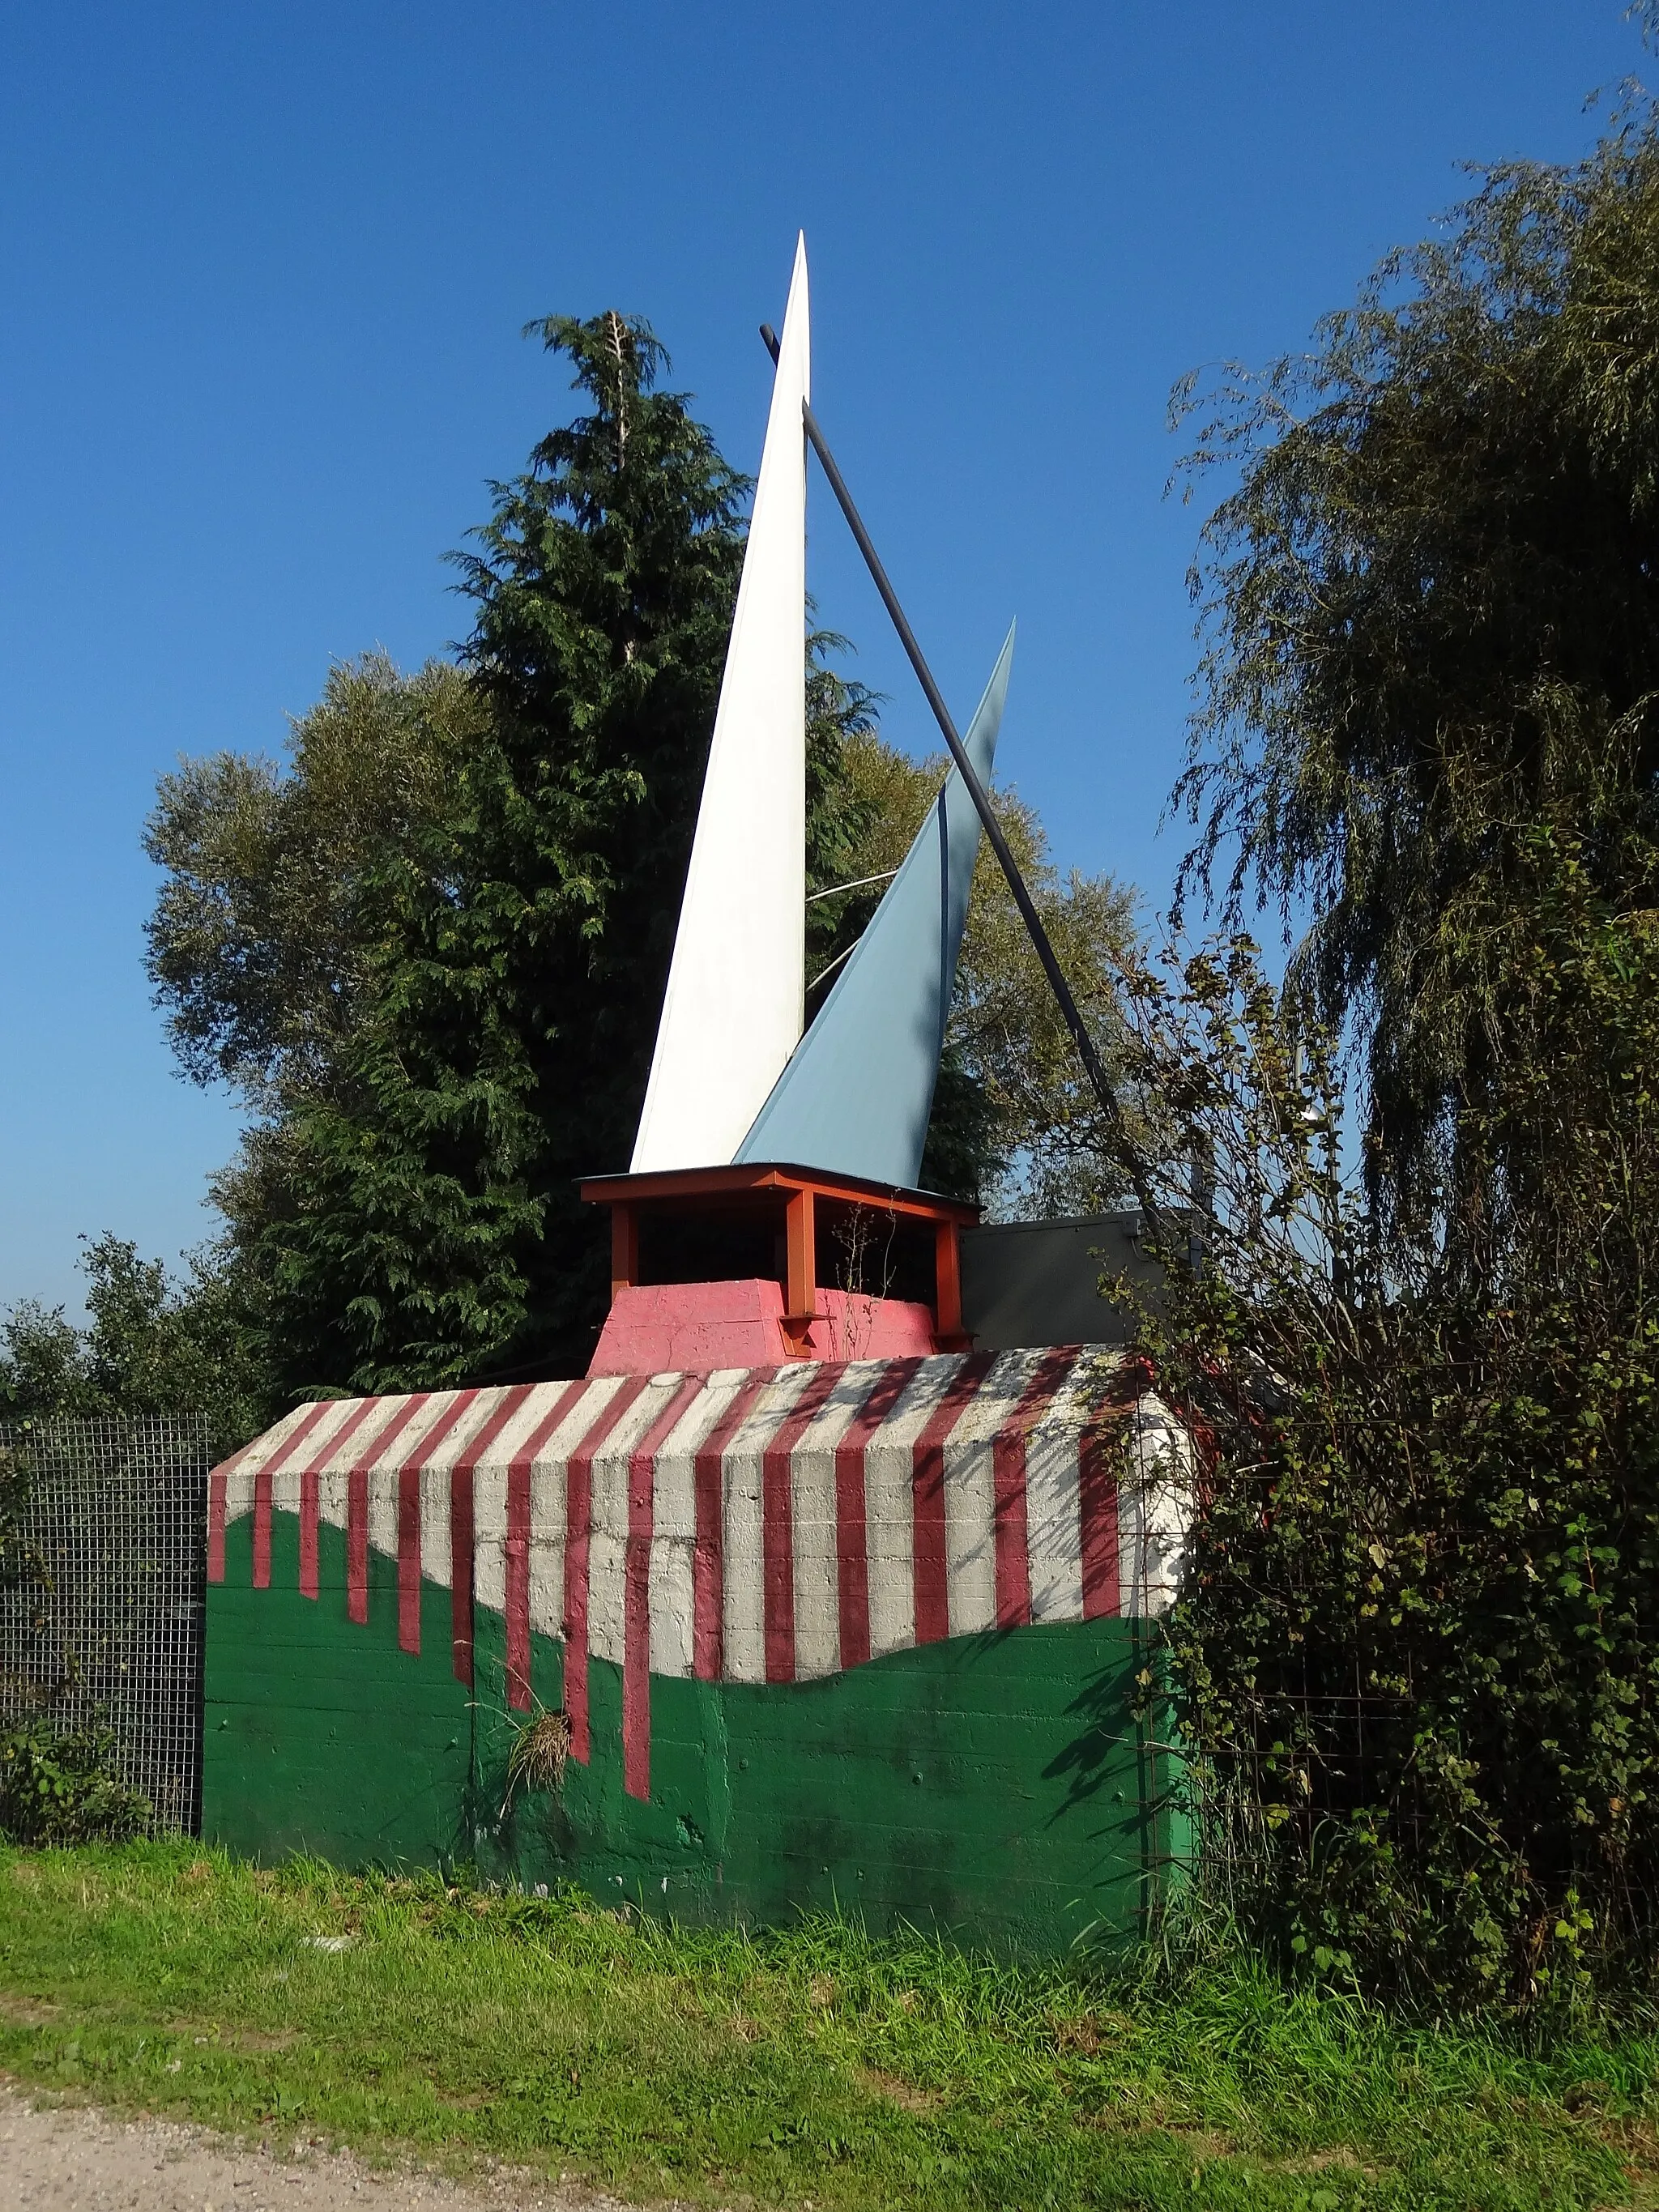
[0,1414,208,1835]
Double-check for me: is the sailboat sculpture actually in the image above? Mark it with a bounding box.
[202,234,1190,1944]
[629,235,1014,1191]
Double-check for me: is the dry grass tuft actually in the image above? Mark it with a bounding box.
[501,1705,572,1810]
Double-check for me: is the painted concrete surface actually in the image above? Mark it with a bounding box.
[203,1349,1189,1954]
[588,1281,938,1375]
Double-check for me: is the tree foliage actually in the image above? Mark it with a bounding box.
[146,656,488,1109]
[1173,107,1659,1229]
[0,1236,268,1462]
[230,313,748,1392]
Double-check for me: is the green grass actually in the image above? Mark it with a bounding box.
[0,1843,1653,2210]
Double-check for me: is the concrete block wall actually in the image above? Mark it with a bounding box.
[203,1348,1190,1953]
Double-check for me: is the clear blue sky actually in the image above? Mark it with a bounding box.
[0,1,1644,1313]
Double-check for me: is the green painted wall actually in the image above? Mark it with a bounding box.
[205,1511,1185,1955]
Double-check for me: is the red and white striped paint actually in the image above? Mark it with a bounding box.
[210,1348,1188,1802]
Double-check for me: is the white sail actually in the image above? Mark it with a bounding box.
[630,235,809,1172]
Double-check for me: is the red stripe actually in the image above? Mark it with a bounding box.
[314,1395,430,1630]
[207,1471,226,1584]
[293,1393,424,1628]
[209,1435,261,1476]
[253,1476,271,1591]
[207,1427,267,1582]
[325,1397,429,1628]
[300,1469,319,1599]
[623,1378,703,1800]
[691,1371,777,1681]
[377,1391,476,1660]
[398,1469,421,1652]
[445,1387,535,1687]
[1079,1395,1124,1620]
[296,1397,396,1605]
[348,1466,369,1624]
[351,1388,475,1673]
[761,1366,845,1685]
[306,1394,384,1470]
[450,1471,474,1682]
[910,1355,996,1645]
[345,1391,430,1469]
[505,1383,587,1711]
[565,1376,650,1763]
[992,1352,1079,1630]
[252,1401,338,1592]
[831,1361,921,1669]
[395,1389,467,1473]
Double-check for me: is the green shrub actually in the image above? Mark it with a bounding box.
[0,1719,151,1847]
[1111,889,1659,2018]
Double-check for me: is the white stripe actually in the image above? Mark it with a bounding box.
[318,1460,350,1542]
[368,1464,399,1566]
[217,1402,317,1522]
[471,1466,507,1620]
[942,1351,1052,1637]
[469,1389,574,1617]
[1120,1395,1191,1617]
[1025,1366,1092,1624]
[412,1392,514,1594]
[222,1456,258,1533]
[528,1383,619,1643]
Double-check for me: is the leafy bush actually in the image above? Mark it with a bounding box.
[0,1719,151,1847]
[1110,861,1659,2018]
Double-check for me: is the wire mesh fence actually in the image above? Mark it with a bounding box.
[0,1414,208,1835]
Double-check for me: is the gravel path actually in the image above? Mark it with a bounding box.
[0,2082,652,2212]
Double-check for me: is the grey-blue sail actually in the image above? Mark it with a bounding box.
[735,624,1015,1188]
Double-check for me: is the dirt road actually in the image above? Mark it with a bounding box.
[0,2083,650,2212]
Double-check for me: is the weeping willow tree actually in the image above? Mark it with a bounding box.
[1126,35,1659,2010]
[1174,95,1659,1237]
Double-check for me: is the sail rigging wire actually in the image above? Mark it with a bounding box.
[806,867,899,904]
[807,936,862,990]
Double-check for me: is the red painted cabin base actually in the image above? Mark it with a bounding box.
[588,1278,940,1377]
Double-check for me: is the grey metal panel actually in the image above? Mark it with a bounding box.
[736,628,1014,1187]
[958,1213,1161,1351]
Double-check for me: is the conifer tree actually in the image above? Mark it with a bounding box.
[248,313,749,1391]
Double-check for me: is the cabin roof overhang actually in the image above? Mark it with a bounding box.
[579,1161,979,1225]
